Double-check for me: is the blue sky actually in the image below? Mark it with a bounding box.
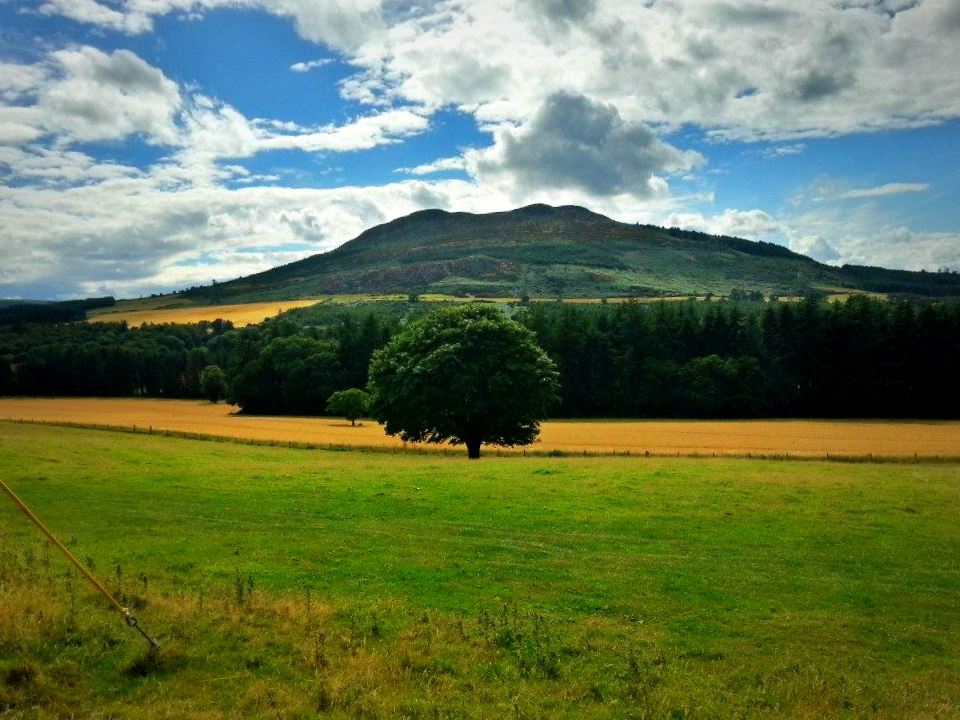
[1,0,958,299]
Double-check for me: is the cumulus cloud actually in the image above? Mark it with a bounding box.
[0,171,498,298]
[0,63,48,101]
[666,208,782,240]
[473,92,703,197]
[6,1,960,297]
[0,107,45,146]
[38,0,384,51]
[337,0,960,140]
[0,145,142,185]
[662,205,960,271]
[1,45,431,168]
[790,235,842,263]
[0,139,705,298]
[836,226,960,271]
[39,47,182,145]
[39,0,154,34]
[762,192,960,269]
[522,0,597,26]
[29,0,960,139]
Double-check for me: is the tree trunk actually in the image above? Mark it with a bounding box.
[466,437,481,459]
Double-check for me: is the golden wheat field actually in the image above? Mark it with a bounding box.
[1,397,957,458]
[87,299,322,326]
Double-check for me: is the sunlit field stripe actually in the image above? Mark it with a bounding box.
[1,397,957,459]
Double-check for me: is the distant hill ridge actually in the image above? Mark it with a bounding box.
[181,204,960,302]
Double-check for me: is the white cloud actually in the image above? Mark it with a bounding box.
[38,0,385,51]
[750,191,960,270]
[759,143,807,159]
[836,182,930,199]
[835,226,960,271]
[177,97,260,168]
[337,0,960,141]
[0,46,432,176]
[0,142,709,298]
[290,58,334,73]
[39,47,182,145]
[790,235,841,263]
[257,108,429,153]
[29,0,960,140]
[5,1,960,297]
[0,63,48,101]
[0,145,142,184]
[666,208,781,241]
[39,0,154,33]
[0,107,45,145]
[0,171,493,297]
[791,177,934,207]
[661,205,960,272]
[472,92,703,198]
[400,156,468,176]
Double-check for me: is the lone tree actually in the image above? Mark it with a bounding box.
[367,304,559,459]
[326,388,370,426]
[199,364,227,403]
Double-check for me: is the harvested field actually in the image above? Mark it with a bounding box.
[87,299,321,326]
[1,397,957,458]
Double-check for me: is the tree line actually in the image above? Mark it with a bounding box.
[0,308,398,408]
[1,296,957,419]
[518,296,960,418]
[0,297,115,326]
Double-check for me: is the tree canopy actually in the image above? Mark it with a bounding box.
[232,335,340,415]
[326,388,370,425]
[199,364,227,402]
[367,305,559,458]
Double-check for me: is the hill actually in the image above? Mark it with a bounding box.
[177,204,959,302]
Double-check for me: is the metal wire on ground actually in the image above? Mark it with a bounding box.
[0,478,160,650]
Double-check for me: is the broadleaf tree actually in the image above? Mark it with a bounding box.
[232,336,341,415]
[367,304,559,458]
[199,364,227,403]
[326,388,370,426]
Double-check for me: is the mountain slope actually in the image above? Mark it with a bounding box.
[181,204,958,302]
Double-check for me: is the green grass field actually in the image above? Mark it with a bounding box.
[1,422,959,718]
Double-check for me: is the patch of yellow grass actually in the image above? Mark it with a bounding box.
[88,300,322,327]
[1,397,957,458]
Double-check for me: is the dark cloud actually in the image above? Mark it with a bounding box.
[704,2,797,26]
[525,0,597,23]
[478,92,701,196]
[782,31,857,103]
[89,49,171,92]
[795,69,851,101]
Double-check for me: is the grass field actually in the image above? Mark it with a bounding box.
[1,422,959,718]
[1,397,958,459]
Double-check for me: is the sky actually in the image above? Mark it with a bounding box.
[0,0,958,300]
